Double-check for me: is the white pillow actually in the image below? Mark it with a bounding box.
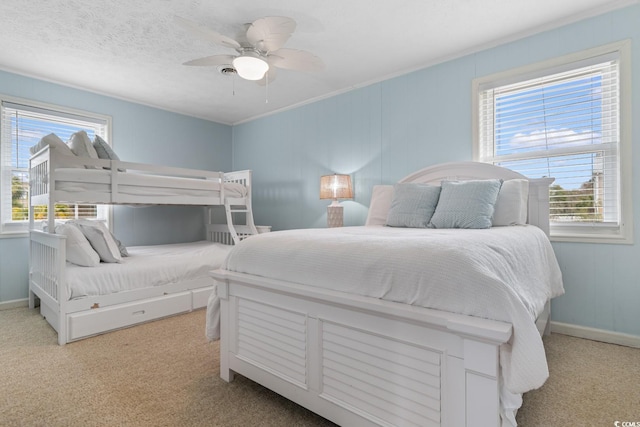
[29,133,75,157]
[365,185,394,226]
[55,223,100,267]
[70,219,123,263]
[68,131,99,167]
[492,179,529,226]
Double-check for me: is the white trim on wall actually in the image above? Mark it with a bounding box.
[0,298,28,311]
[551,321,640,348]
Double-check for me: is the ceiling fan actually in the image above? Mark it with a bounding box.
[176,16,323,83]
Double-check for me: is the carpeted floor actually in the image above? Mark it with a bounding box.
[1,307,638,426]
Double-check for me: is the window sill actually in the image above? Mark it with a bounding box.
[550,231,633,245]
[0,231,29,239]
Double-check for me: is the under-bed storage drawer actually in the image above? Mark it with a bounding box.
[192,286,214,309]
[67,292,192,341]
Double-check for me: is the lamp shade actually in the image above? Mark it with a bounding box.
[232,54,269,80]
[320,174,353,200]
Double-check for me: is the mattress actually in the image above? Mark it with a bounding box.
[211,225,564,395]
[66,240,233,300]
[54,168,248,198]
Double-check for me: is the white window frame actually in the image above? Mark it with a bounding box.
[472,40,633,244]
[0,95,113,237]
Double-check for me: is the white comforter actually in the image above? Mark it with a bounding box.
[66,240,233,299]
[208,225,563,396]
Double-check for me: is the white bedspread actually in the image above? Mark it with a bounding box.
[208,225,563,396]
[66,240,232,299]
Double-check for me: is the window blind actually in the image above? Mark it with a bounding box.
[478,55,620,230]
[1,99,108,233]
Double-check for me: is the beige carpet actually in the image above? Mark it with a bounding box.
[1,307,638,427]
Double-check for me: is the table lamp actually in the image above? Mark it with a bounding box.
[320,174,353,227]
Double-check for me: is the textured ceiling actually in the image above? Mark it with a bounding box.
[0,0,634,125]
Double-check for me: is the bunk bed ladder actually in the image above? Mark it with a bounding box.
[224,200,258,245]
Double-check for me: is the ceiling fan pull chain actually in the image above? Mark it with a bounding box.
[265,73,269,104]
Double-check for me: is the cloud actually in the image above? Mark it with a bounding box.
[508,128,601,151]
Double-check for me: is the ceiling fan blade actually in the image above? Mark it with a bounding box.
[269,48,324,72]
[183,55,237,67]
[174,16,241,50]
[246,16,296,52]
[256,67,277,86]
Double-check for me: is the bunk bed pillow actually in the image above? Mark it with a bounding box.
[492,179,529,226]
[92,135,120,160]
[430,179,502,229]
[56,223,101,267]
[29,133,75,157]
[365,185,394,226]
[93,135,125,172]
[110,232,129,257]
[386,183,441,228]
[70,220,123,263]
[68,131,99,168]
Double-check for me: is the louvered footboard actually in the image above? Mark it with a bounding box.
[215,271,512,427]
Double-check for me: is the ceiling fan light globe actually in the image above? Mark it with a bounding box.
[232,56,269,80]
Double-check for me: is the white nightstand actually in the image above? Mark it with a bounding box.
[256,225,272,234]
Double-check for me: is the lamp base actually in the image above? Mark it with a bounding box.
[327,204,344,228]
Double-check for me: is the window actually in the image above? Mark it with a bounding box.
[0,96,112,235]
[473,41,632,243]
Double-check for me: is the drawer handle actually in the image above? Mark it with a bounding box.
[132,310,146,316]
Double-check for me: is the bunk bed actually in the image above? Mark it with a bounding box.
[28,141,258,345]
[208,161,564,427]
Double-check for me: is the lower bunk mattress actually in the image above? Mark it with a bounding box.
[66,240,233,300]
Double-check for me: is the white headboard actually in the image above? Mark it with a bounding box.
[399,161,555,236]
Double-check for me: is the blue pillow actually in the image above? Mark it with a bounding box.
[386,183,441,228]
[92,135,120,161]
[430,179,503,229]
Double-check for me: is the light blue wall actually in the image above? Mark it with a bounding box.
[2,5,639,338]
[233,5,640,337]
[0,71,232,302]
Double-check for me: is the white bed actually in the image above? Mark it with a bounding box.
[65,240,232,299]
[29,144,257,243]
[28,142,259,345]
[207,161,563,427]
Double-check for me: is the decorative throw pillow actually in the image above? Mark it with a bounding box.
[29,133,75,157]
[92,135,120,161]
[55,223,101,267]
[70,219,123,263]
[92,135,125,171]
[430,179,503,229]
[492,179,529,226]
[386,183,441,228]
[110,231,129,257]
[365,185,394,226]
[68,131,99,168]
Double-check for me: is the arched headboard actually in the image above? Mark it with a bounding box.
[399,161,554,236]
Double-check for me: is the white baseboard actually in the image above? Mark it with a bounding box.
[0,298,29,311]
[550,321,640,348]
